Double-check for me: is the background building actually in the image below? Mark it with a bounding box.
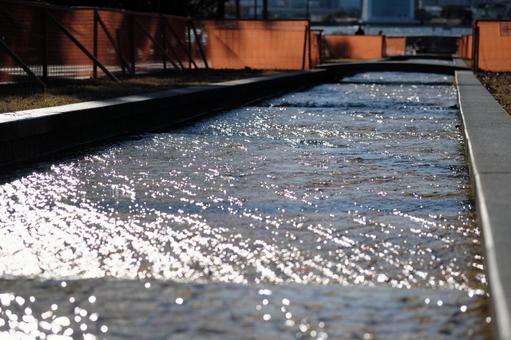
[225,0,510,21]
[362,0,415,23]
[226,0,361,19]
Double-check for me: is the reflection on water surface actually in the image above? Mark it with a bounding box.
[0,72,489,339]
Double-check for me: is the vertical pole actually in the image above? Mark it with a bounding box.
[308,25,312,69]
[41,8,48,82]
[47,13,119,82]
[116,29,126,76]
[162,17,167,71]
[254,0,257,19]
[263,0,268,19]
[188,22,192,70]
[318,31,323,64]
[191,20,209,69]
[382,35,386,58]
[130,14,136,74]
[302,25,308,70]
[93,10,98,79]
[472,24,479,72]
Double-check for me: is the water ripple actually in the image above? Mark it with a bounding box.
[0,72,489,338]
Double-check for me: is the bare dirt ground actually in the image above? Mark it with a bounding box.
[478,72,511,115]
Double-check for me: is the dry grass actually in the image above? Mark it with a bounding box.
[323,58,362,64]
[478,72,511,115]
[0,69,278,113]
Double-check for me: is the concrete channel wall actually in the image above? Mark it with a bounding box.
[0,70,328,169]
[318,61,469,77]
[456,71,511,340]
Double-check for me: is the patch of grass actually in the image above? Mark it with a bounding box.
[478,72,511,115]
[323,58,360,64]
[0,69,279,114]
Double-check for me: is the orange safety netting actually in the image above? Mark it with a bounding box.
[324,35,384,60]
[310,31,322,66]
[0,0,202,82]
[474,21,511,72]
[456,34,472,60]
[200,20,317,70]
[384,37,406,57]
[0,0,322,84]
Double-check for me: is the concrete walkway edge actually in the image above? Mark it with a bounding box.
[318,61,469,77]
[0,70,327,169]
[456,70,511,340]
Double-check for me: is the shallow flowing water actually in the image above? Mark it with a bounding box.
[0,72,490,339]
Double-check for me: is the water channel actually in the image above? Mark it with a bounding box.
[0,72,490,339]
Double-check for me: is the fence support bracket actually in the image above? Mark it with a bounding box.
[163,16,198,69]
[190,20,209,69]
[96,11,134,75]
[48,12,120,82]
[133,17,182,70]
[0,38,46,90]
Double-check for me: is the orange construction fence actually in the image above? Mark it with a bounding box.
[0,0,204,83]
[0,1,321,85]
[456,34,473,60]
[384,37,406,57]
[201,20,319,70]
[310,31,322,66]
[473,20,511,72]
[324,35,384,60]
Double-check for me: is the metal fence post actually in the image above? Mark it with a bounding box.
[133,17,180,69]
[130,14,136,74]
[116,29,126,76]
[382,35,386,58]
[47,12,119,82]
[96,11,132,75]
[302,25,308,70]
[308,24,312,69]
[162,16,167,71]
[318,31,323,64]
[190,20,209,69]
[163,17,198,69]
[41,8,48,82]
[93,9,98,79]
[472,24,480,73]
[188,21,192,69]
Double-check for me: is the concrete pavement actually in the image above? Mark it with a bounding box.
[457,70,511,340]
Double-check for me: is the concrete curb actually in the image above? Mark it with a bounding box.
[0,70,328,169]
[456,70,511,340]
[318,61,469,77]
